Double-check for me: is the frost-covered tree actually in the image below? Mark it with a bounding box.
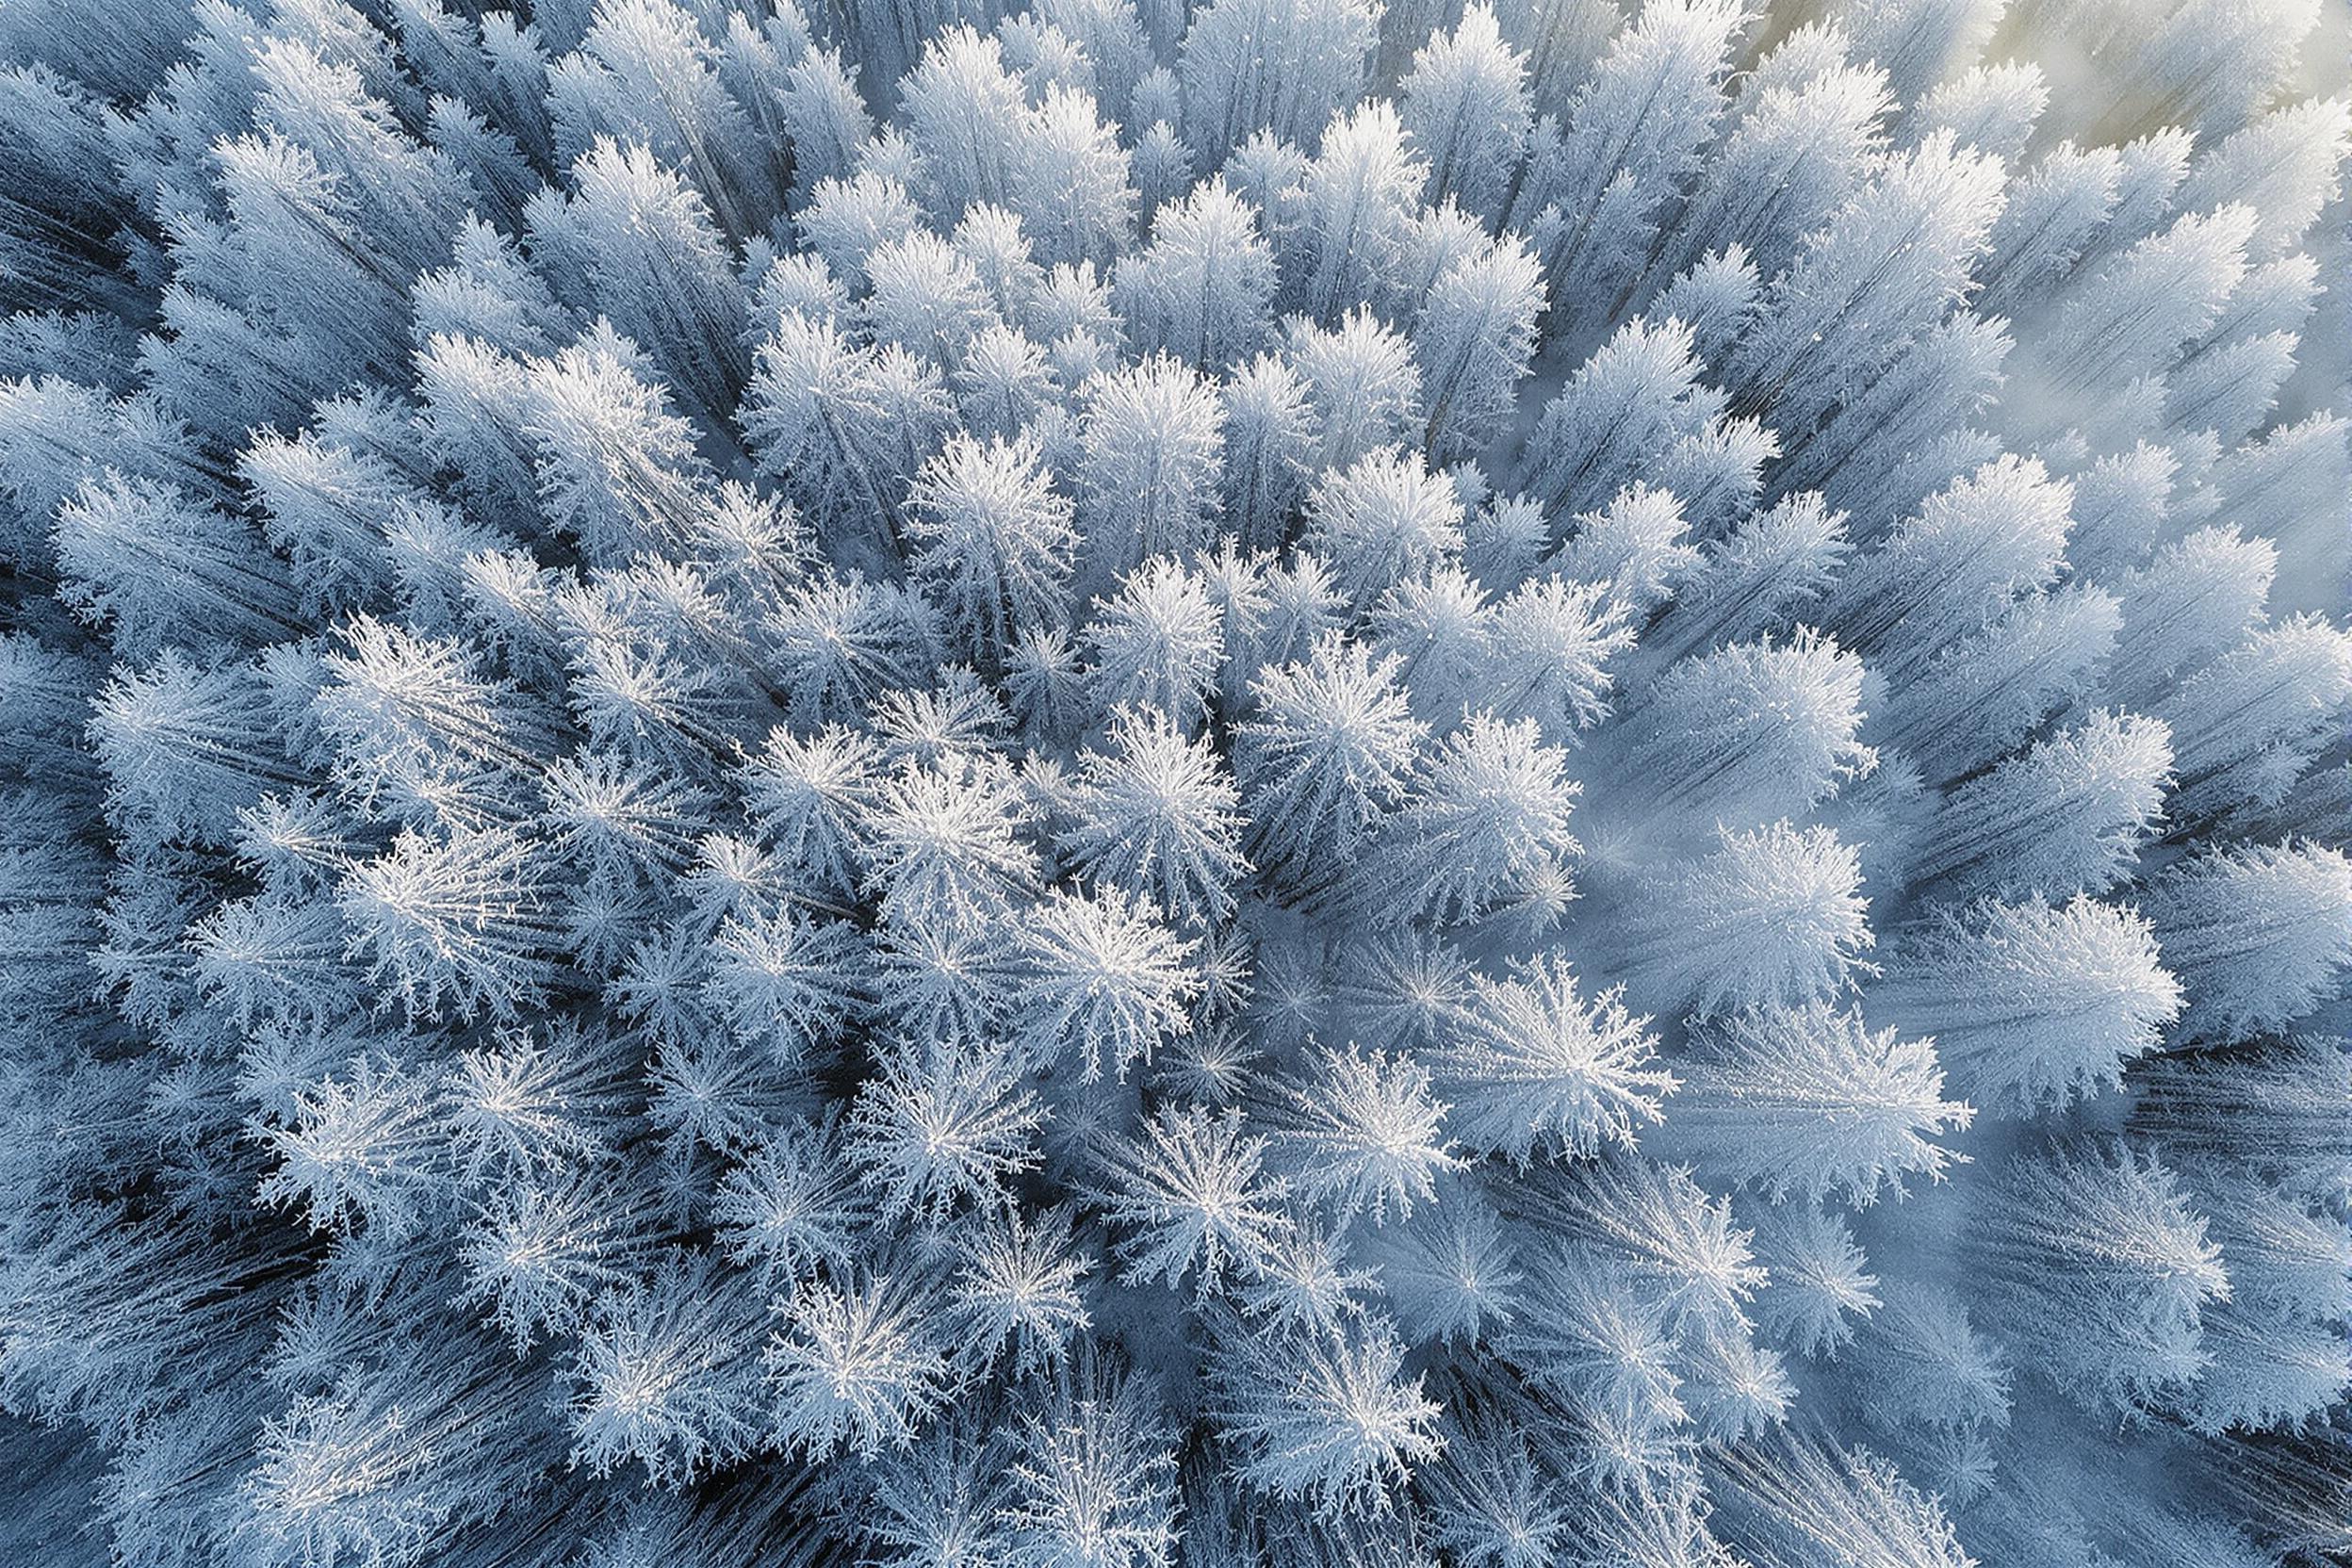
[1400,7,1532,229]
[1207,1312,1442,1516]
[1911,710,2173,900]
[1082,556,1225,729]
[1290,100,1427,323]
[849,1033,1043,1221]
[1115,178,1276,372]
[2132,1037,2352,1206]
[1822,453,2075,683]
[1709,1434,1975,1568]
[1074,354,1228,587]
[1518,314,1710,521]
[54,475,304,660]
[1234,633,1425,878]
[1742,1198,1880,1360]
[1872,895,2181,1117]
[338,825,564,1021]
[1258,1040,1460,1221]
[704,901,867,1060]
[1178,0,1379,163]
[525,138,752,422]
[1604,820,1874,1017]
[2145,842,2352,1043]
[1413,230,1544,461]
[1967,1144,2230,1416]
[2154,617,2352,824]
[565,1254,763,1484]
[1725,129,2007,437]
[1601,629,1873,829]
[1655,1002,1969,1206]
[1359,710,1582,926]
[767,1271,952,1460]
[1090,1103,1286,1290]
[1508,0,1747,337]
[905,430,1079,662]
[89,654,316,844]
[1061,704,1249,927]
[1300,445,1466,611]
[1001,1354,1181,1563]
[1017,884,1200,1079]
[1432,954,1672,1163]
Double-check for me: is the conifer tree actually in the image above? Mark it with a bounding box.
[1876,895,2183,1113]
[1656,1002,1970,1206]
[1968,1144,2230,1416]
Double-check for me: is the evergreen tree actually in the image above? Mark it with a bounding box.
[1061,704,1250,928]
[1177,0,1380,163]
[906,430,1080,664]
[2145,842,2352,1043]
[1968,1144,2229,1416]
[1208,1312,1442,1517]
[1075,354,1228,587]
[1608,820,1874,1017]
[1115,178,1277,372]
[1432,954,1672,1162]
[1235,633,1426,878]
[1656,1002,1970,1206]
[1413,230,1544,462]
[1400,7,1532,228]
[1876,894,2183,1113]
